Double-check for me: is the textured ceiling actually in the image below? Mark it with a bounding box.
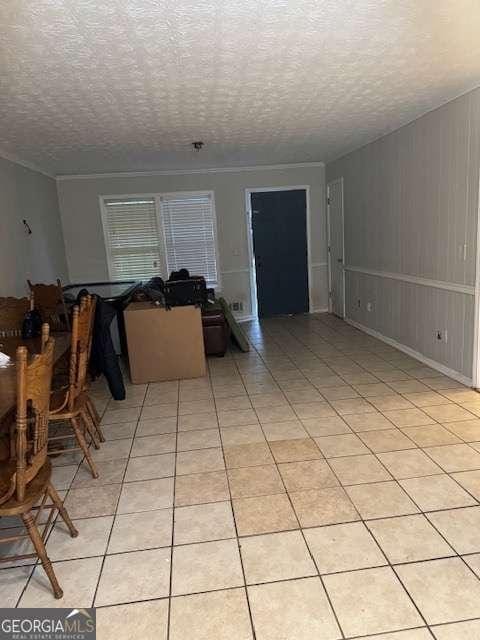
[1,0,480,176]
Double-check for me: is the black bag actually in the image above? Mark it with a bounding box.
[164,277,207,307]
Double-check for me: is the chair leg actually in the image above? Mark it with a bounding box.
[86,398,105,443]
[22,512,63,599]
[71,416,99,479]
[81,408,100,449]
[47,482,78,538]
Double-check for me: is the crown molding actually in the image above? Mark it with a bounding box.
[0,148,54,178]
[56,161,325,181]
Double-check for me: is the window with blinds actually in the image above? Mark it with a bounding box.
[102,197,163,280]
[159,192,218,285]
[101,192,219,285]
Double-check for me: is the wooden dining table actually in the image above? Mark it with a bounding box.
[0,333,71,450]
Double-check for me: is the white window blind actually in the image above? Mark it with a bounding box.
[159,192,218,285]
[102,197,162,280]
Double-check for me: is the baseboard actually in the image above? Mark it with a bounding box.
[345,317,472,387]
[310,307,329,314]
[237,315,256,323]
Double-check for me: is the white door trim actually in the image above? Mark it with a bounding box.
[326,177,345,317]
[245,186,312,318]
[472,171,480,388]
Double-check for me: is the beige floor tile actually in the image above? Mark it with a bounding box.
[249,391,288,408]
[431,620,480,639]
[175,470,230,507]
[366,514,453,563]
[213,384,247,399]
[427,506,480,554]
[344,411,394,432]
[178,412,218,432]
[108,508,173,553]
[451,469,480,499]
[269,437,322,463]
[279,459,338,491]
[20,557,102,608]
[423,443,480,472]
[254,404,297,423]
[421,377,465,391]
[328,454,391,485]
[463,553,480,577]
[215,396,252,412]
[172,538,244,595]
[377,449,443,479]
[136,416,177,437]
[170,588,253,640]
[64,484,121,518]
[346,481,419,519]
[95,547,171,606]
[285,388,325,403]
[97,599,169,640]
[224,442,274,468]
[47,516,113,560]
[176,447,225,475]
[439,389,480,404]
[174,501,235,545]
[388,380,431,394]
[101,421,137,440]
[292,401,338,419]
[241,530,316,584]
[177,428,221,451]
[261,420,308,441]
[141,404,178,420]
[220,424,266,447]
[228,464,284,498]
[125,453,175,481]
[233,493,299,536]
[248,577,340,640]
[51,464,78,490]
[400,475,477,511]
[324,566,423,637]
[179,398,216,415]
[401,424,461,447]
[422,404,476,423]
[0,566,33,607]
[330,398,376,415]
[383,409,435,428]
[359,429,416,453]
[305,521,386,573]
[396,558,480,624]
[319,385,360,400]
[117,477,174,514]
[402,391,452,408]
[130,433,176,457]
[369,395,415,411]
[301,415,351,437]
[102,406,141,425]
[218,409,259,427]
[315,433,370,457]
[353,382,393,397]
[91,438,132,462]
[289,486,359,527]
[72,459,127,488]
[444,419,480,441]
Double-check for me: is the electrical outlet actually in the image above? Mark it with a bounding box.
[366,302,373,312]
[230,301,243,312]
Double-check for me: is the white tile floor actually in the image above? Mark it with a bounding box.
[3,312,480,639]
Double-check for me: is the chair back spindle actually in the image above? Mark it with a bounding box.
[15,335,55,502]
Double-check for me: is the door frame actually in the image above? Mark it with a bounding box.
[245,185,312,318]
[326,177,345,318]
[472,171,480,388]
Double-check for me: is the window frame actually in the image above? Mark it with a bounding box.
[99,190,221,287]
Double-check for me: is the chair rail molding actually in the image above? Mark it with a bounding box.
[344,265,474,296]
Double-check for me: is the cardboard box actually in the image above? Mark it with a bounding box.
[124,302,206,383]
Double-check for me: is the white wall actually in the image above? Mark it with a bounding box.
[0,155,69,297]
[57,164,328,317]
[327,87,480,381]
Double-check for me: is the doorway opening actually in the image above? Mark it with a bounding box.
[245,186,312,318]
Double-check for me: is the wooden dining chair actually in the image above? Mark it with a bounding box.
[0,296,30,337]
[0,325,78,599]
[27,279,70,331]
[49,295,104,478]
